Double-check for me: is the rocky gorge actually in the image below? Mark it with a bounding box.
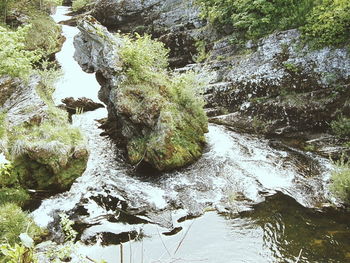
[0,0,350,262]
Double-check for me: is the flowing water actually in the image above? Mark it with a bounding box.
[32,6,350,263]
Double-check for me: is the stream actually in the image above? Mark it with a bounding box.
[32,6,350,263]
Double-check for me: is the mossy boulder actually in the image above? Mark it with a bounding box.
[74,16,208,171]
[0,75,88,192]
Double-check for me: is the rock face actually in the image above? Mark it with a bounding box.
[0,75,88,191]
[88,0,350,140]
[205,30,350,136]
[74,16,208,171]
[92,0,207,67]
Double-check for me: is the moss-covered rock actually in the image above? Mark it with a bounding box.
[0,73,88,191]
[74,17,208,171]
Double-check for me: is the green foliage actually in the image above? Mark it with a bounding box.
[283,62,302,73]
[59,214,77,242]
[198,0,349,48]
[0,25,40,80]
[0,188,29,207]
[0,112,6,140]
[72,0,92,12]
[119,33,169,83]
[194,40,209,62]
[0,243,37,263]
[331,116,350,138]
[0,162,16,186]
[24,14,63,58]
[118,34,208,170]
[330,159,350,204]
[0,203,43,246]
[302,0,350,48]
[198,0,315,39]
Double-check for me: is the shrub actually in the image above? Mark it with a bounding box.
[197,0,350,48]
[0,203,43,246]
[24,14,63,58]
[331,116,350,138]
[331,160,350,204]
[0,25,39,79]
[302,0,350,48]
[198,0,315,39]
[72,0,92,12]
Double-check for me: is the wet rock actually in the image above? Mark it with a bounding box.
[0,75,88,192]
[74,16,207,171]
[61,96,104,115]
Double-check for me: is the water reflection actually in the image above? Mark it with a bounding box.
[239,192,350,263]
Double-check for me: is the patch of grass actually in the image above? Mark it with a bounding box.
[0,188,29,207]
[331,159,350,204]
[331,116,350,138]
[0,203,43,246]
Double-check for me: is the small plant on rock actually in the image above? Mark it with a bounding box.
[331,158,350,204]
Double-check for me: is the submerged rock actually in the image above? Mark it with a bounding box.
[74,16,208,171]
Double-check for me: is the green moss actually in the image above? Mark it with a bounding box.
[13,154,87,191]
[0,203,43,246]
[117,34,208,171]
[0,188,30,206]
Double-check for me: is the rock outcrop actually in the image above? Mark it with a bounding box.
[91,0,207,67]
[87,0,350,136]
[74,16,208,171]
[0,75,88,191]
[205,29,350,136]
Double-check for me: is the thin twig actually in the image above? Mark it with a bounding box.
[174,220,195,255]
[141,239,144,263]
[156,226,171,257]
[129,234,132,263]
[120,243,124,263]
[295,249,303,263]
[133,148,147,170]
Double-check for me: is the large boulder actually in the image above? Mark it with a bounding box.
[0,75,88,191]
[74,16,208,171]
